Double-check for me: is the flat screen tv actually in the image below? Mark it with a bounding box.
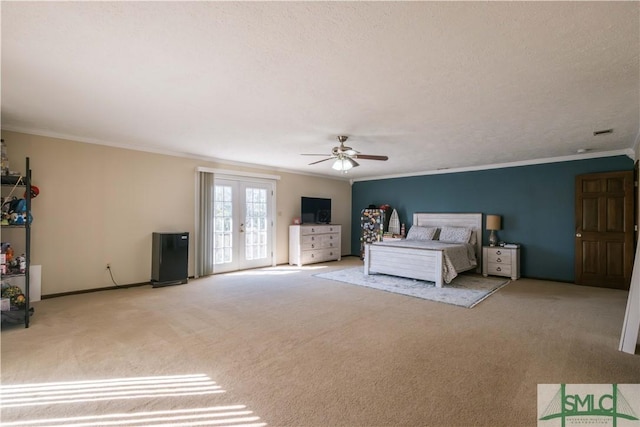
[301,197,331,224]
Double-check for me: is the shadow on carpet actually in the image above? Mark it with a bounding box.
[314,267,510,308]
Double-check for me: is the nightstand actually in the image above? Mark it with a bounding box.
[482,246,520,280]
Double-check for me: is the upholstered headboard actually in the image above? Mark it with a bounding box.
[412,213,483,273]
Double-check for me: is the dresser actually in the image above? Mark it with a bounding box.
[482,246,520,280]
[289,225,341,266]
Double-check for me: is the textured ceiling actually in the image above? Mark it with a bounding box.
[2,1,639,180]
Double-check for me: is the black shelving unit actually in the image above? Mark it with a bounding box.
[1,158,32,328]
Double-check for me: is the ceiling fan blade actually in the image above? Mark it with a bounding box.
[301,153,332,156]
[308,157,334,165]
[353,154,388,161]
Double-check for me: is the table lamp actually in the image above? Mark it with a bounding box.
[486,214,502,247]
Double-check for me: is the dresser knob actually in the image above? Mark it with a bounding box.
[496,267,502,271]
[496,258,502,263]
[496,250,502,255]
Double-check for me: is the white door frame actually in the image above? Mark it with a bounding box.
[212,178,274,273]
[195,168,279,277]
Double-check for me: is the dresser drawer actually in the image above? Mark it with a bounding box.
[301,225,339,235]
[301,233,339,250]
[300,248,339,264]
[486,250,512,263]
[487,263,511,275]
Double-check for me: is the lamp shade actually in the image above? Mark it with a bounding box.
[486,214,501,231]
[332,157,357,171]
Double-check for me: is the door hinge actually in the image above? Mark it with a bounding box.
[635,181,638,187]
[635,225,638,232]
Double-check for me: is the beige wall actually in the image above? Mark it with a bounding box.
[2,131,352,295]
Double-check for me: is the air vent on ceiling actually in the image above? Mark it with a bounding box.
[593,128,613,136]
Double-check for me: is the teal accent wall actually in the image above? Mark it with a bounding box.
[351,156,634,282]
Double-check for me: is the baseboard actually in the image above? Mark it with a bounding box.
[42,276,194,299]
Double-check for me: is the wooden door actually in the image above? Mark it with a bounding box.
[575,170,635,289]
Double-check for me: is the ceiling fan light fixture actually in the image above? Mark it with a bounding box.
[302,135,385,172]
[332,157,357,172]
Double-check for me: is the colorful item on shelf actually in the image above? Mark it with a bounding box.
[1,285,26,309]
[4,244,14,263]
[1,196,32,225]
[24,185,39,199]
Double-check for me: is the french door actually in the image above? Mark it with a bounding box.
[212,178,274,274]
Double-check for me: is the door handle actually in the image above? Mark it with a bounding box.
[576,233,582,237]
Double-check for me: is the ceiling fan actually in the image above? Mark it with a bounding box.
[302,136,389,172]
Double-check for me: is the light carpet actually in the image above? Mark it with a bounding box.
[314,267,510,308]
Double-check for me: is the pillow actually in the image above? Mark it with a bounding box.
[438,226,473,243]
[468,229,477,245]
[405,226,437,241]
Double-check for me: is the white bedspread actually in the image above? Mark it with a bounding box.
[372,240,477,283]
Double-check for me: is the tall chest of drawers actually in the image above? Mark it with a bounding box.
[289,225,341,266]
[482,246,520,280]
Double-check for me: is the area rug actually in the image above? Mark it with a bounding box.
[314,267,510,308]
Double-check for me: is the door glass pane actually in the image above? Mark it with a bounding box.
[245,187,268,261]
[213,185,233,265]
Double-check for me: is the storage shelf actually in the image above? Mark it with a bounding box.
[1,307,34,325]
[2,272,26,278]
[1,158,32,328]
[0,176,25,186]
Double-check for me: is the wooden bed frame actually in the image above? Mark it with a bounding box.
[363,213,483,288]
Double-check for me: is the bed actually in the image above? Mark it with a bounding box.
[363,213,482,287]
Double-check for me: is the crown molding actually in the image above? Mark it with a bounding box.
[3,125,634,184]
[352,149,635,183]
[0,126,350,182]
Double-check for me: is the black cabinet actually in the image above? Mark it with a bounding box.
[151,232,189,287]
